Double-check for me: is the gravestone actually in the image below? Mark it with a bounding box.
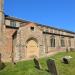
[62,56,72,64]
[33,57,41,70]
[70,48,75,52]
[47,58,58,75]
[62,58,69,64]
[0,53,1,62]
[0,53,5,70]
[66,48,69,52]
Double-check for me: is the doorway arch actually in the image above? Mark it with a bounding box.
[26,38,39,58]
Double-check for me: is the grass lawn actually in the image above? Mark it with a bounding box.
[0,52,75,75]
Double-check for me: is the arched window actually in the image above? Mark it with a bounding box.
[61,36,65,47]
[50,35,55,47]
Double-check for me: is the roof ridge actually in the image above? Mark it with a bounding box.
[5,15,75,34]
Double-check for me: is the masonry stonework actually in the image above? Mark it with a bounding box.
[0,0,75,62]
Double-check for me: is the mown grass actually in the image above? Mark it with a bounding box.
[0,52,75,75]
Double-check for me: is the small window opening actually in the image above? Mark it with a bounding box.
[30,27,34,31]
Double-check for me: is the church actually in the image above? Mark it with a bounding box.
[0,0,75,62]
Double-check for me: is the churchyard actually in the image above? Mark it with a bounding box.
[0,52,75,75]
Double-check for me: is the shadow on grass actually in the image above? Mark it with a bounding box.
[45,69,50,72]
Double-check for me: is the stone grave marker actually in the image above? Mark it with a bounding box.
[47,58,58,75]
[0,53,1,62]
[0,53,5,70]
[33,57,41,70]
[70,48,75,52]
[62,56,72,64]
[66,48,69,52]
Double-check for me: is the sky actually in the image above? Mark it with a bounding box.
[4,0,75,32]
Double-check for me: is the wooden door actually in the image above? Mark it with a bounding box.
[26,40,39,58]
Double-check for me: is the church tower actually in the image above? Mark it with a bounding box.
[0,0,4,31]
[0,0,5,61]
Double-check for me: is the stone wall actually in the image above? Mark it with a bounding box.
[13,23,45,61]
[1,27,17,62]
[1,22,75,62]
[13,23,75,61]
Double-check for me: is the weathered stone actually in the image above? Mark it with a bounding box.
[62,56,72,64]
[0,0,75,62]
[47,58,58,75]
[33,57,41,70]
[0,53,5,70]
[0,53,1,62]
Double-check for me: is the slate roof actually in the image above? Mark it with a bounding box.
[5,15,75,34]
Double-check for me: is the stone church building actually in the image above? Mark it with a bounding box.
[0,0,75,62]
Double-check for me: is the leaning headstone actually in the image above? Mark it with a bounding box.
[0,53,5,70]
[62,56,72,64]
[0,53,1,62]
[62,57,69,64]
[33,57,41,70]
[47,58,58,75]
[70,48,75,52]
[66,48,69,52]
